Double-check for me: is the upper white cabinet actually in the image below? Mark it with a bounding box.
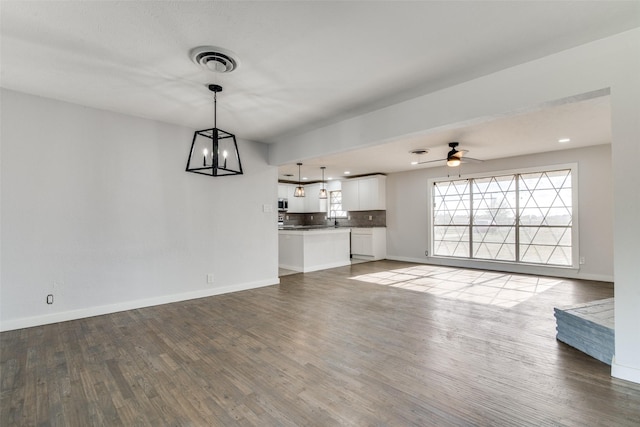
[278,183,327,213]
[342,175,386,211]
[277,184,289,199]
[279,184,304,213]
[303,183,328,213]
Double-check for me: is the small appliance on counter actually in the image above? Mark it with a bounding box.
[278,198,288,212]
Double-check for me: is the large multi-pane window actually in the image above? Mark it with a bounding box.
[432,169,573,266]
[329,190,347,218]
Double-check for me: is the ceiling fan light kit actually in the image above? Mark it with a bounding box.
[446,142,462,167]
[416,142,481,167]
[186,47,243,177]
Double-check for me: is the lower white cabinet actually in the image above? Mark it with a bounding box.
[351,227,386,260]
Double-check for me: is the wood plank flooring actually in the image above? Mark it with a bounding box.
[2,260,639,426]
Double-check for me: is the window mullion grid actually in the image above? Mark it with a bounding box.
[469,179,474,259]
[515,174,520,262]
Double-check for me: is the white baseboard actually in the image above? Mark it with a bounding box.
[303,261,351,273]
[612,357,640,384]
[278,263,302,272]
[385,255,613,282]
[0,277,280,332]
[279,261,351,273]
[386,256,427,264]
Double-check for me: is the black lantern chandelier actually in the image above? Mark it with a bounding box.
[186,84,243,177]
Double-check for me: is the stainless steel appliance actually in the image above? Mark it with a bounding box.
[278,198,288,211]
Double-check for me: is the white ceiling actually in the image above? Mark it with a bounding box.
[1,1,637,181]
[280,93,612,182]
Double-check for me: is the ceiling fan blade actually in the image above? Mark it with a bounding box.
[417,158,446,165]
[461,156,483,163]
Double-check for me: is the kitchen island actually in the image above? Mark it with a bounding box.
[278,227,351,273]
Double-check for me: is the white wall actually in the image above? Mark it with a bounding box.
[0,89,279,331]
[268,29,640,383]
[386,144,613,281]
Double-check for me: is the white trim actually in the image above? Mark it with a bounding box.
[427,163,579,269]
[0,278,280,332]
[278,260,352,273]
[385,255,613,282]
[612,357,640,385]
[303,261,351,273]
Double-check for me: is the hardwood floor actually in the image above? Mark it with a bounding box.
[2,260,639,426]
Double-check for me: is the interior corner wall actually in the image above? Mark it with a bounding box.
[0,89,279,331]
[385,144,614,281]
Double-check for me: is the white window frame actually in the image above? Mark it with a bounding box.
[427,163,579,269]
[329,190,347,219]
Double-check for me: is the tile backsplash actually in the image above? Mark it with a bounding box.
[282,210,386,227]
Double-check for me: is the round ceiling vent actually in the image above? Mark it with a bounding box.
[190,46,239,73]
[409,148,429,155]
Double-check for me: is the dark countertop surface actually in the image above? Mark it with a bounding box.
[278,225,385,230]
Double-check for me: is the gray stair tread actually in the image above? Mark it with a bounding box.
[554,298,614,365]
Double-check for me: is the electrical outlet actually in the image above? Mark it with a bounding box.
[207,274,214,284]
[46,294,53,304]
[579,257,585,265]
[425,250,429,257]
[368,215,372,220]
[310,215,313,220]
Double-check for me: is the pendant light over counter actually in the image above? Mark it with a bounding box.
[319,166,328,199]
[294,163,305,197]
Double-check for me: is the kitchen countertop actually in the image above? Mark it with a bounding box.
[278,225,385,230]
[278,227,351,235]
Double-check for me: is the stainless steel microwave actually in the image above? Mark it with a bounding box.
[278,198,288,211]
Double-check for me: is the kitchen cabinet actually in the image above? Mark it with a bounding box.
[303,183,328,213]
[279,228,351,272]
[278,183,328,213]
[277,184,289,199]
[351,227,386,260]
[342,175,386,211]
[278,184,304,213]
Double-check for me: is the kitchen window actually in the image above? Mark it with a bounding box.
[431,167,575,267]
[329,190,347,218]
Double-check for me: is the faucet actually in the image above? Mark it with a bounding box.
[331,211,339,227]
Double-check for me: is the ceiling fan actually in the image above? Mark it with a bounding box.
[417,142,482,167]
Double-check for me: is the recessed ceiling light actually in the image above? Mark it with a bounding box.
[328,177,333,180]
[558,138,571,143]
[411,161,419,165]
[302,177,308,180]
[344,171,351,175]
